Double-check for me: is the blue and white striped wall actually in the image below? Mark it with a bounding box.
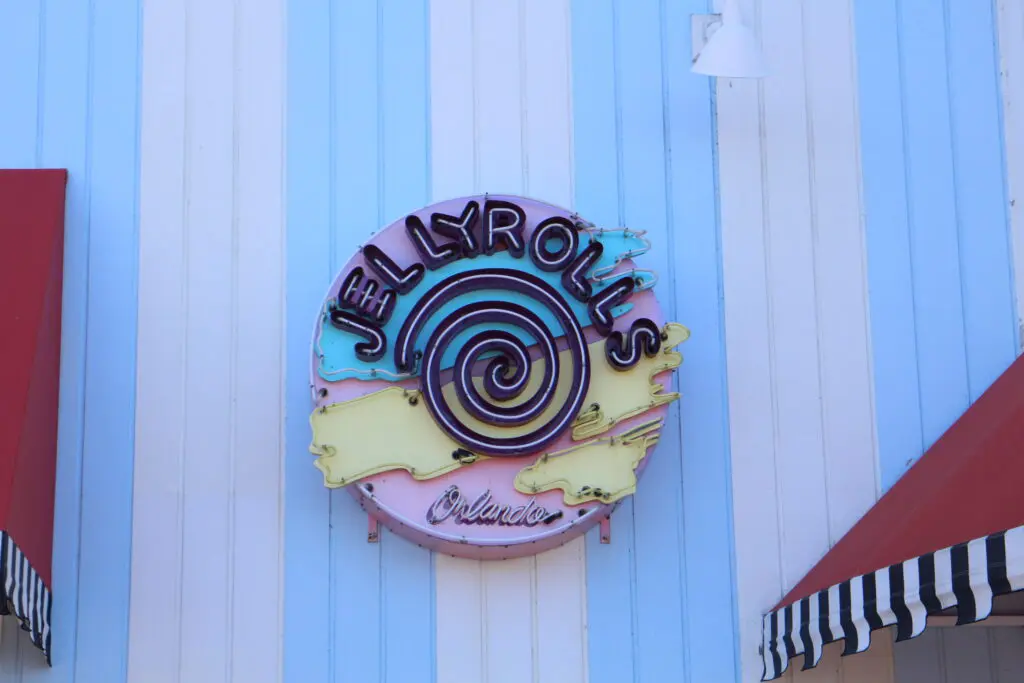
[0,1,1021,682]
[285,2,736,683]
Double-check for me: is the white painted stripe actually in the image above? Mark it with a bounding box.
[761,615,775,680]
[828,583,843,640]
[35,575,43,641]
[874,567,896,627]
[900,555,928,638]
[775,611,788,676]
[4,536,13,598]
[429,1,587,681]
[967,536,994,620]
[34,575,41,641]
[848,576,871,653]
[719,0,883,679]
[789,603,802,657]
[41,581,50,651]
[808,594,823,667]
[17,550,25,623]
[997,0,1024,343]
[130,0,285,681]
[934,547,957,609]
[25,567,35,640]
[1006,526,1024,591]
[9,543,19,622]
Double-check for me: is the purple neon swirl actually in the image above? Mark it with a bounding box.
[448,305,555,427]
[455,328,538,406]
[394,269,591,457]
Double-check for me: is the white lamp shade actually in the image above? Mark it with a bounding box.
[692,14,766,78]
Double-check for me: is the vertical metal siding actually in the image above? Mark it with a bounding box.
[855,0,1018,492]
[572,1,739,682]
[998,0,1024,341]
[129,1,285,682]
[284,2,435,682]
[718,0,887,680]
[429,2,590,682]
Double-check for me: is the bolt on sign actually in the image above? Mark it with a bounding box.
[308,195,688,559]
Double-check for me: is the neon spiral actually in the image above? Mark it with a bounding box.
[394,269,591,457]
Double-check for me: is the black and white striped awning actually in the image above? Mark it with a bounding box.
[761,525,1024,680]
[0,533,51,661]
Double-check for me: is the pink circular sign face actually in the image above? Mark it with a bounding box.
[309,195,686,559]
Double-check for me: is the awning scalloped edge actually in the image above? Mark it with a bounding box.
[0,533,52,664]
[760,525,1024,680]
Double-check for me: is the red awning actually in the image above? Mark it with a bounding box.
[0,169,67,663]
[761,353,1024,680]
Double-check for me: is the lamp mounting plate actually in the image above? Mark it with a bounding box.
[691,13,722,64]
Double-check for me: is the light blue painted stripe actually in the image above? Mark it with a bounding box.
[944,1,1018,393]
[376,3,436,680]
[285,2,435,682]
[852,0,922,492]
[0,3,43,169]
[898,0,970,460]
[570,5,638,681]
[284,0,333,680]
[0,1,140,682]
[661,0,740,679]
[69,3,141,679]
[855,0,1018,491]
[572,1,738,682]
[327,2,384,679]
[68,4,141,682]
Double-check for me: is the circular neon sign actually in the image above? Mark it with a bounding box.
[309,195,687,559]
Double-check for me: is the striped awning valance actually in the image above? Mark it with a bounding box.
[761,526,1024,680]
[756,353,1024,680]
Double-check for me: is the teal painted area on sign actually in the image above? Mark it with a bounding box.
[316,243,642,382]
[0,1,141,682]
[854,0,1018,491]
[285,1,436,682]
[572,1,740,682]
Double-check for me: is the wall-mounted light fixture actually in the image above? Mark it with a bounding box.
[691,0,766,79]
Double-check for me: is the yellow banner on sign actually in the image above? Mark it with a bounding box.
[309,323,688,504]
[514,418,664,506]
